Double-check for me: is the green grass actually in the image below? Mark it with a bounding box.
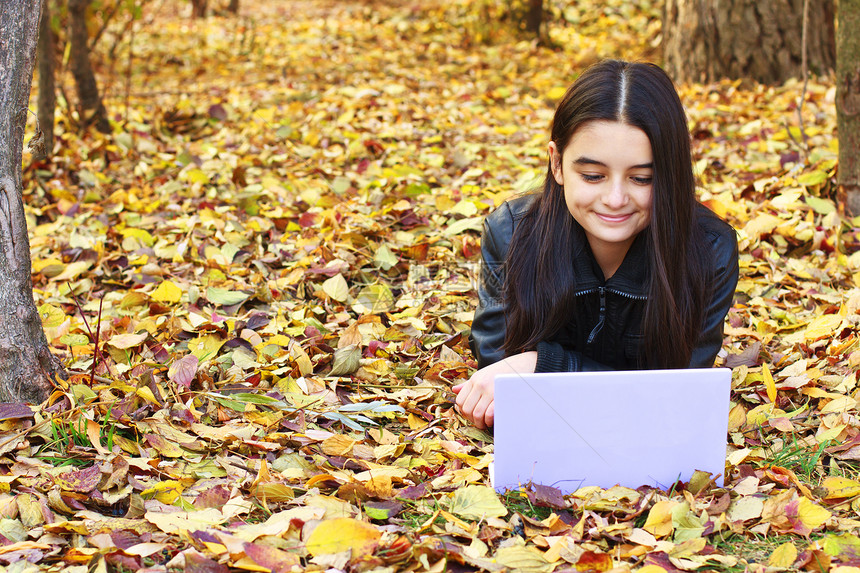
[34,409,130,467]
[756,436,833,484]
[500,489,554,521]
[711,532,829,570]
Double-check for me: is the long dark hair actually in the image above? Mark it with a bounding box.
[503,59,708,369]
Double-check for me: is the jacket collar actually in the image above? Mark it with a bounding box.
[572,232,649,297]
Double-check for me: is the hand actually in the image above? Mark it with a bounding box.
[452,351,537,430]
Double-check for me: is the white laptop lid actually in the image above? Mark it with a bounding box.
[493,368,731,494]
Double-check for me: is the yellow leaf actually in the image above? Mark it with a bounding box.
[448,485,507,520]
[16,493,44,527]
[321,435,355,457]
[547,86,567,100]
[185,168,208,185]
[189,334,225,362]
[797,170,828,186]
[797,497,832,531]
[494,125,518,135]
[727,403,746,432]
[107,332,148,349]
[763,364,776,403]
[820,476,860,499]
[38,303,66,328]
[365,475,393,499]
[120,227,155,247]
[744,213,782,240]
[144,508,224,534]
[805,314,843,341]
[322,274,349,302]
[259,335,291,349]
[494,545,553,572]
[141,480,185,504]
[767,542,797,567]
[136,386,160,405]
[637,567,668,573]
[726,496,764,522]
[329,345,360,376]
[643,500,677,538]
[151,280,183,303]
[305,517,380,557]
[232,556,273,572]
[51,260,92,282]
[32,257,64,274]
[407,413,428,430]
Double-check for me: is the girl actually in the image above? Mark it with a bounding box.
[453,60,739,430]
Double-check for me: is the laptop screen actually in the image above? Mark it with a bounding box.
[492,369,731,493]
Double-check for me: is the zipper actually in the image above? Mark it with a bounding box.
[575,286,646,344]
[605,288,647,301]
[586,287,606,344]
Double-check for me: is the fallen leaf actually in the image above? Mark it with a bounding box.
[448,485,508,520]
[768,542,797,567]
[305,517,380,557]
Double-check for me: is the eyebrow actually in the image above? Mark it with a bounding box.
[572,156,654,170]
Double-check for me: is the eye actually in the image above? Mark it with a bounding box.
[631,176,653,185]
[580,173,603,183]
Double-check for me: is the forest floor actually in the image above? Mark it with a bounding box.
[5,0,860,571]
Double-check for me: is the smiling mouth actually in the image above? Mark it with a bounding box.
[596,213,633,223]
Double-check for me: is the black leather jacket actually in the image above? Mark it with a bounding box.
[470,194,739,371]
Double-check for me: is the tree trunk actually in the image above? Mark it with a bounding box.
[663,0,836,84]
[191,0,208,18]
[0,0,62,403]
[840,1,860,216]
[68,0,110,133]
[227,0,239,15]
[526,0,543,36]
[37,0,56,159]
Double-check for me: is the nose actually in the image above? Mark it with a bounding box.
[603,178,629,209]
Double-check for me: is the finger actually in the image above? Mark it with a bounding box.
[472,398,488,430]
[452,383,463,394]
[475,392,495,427]
[460,385,482,419]
[455,382,471,409]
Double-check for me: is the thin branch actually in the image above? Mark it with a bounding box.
[796,0,810,162]
[89,0,123,51]
[124,0,136,125]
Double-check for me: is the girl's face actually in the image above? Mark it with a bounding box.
[548,120,653,275]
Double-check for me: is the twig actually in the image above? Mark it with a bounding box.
[124,0,136,125]
[796,0,810,162]
[94,296,104,386]
[67,284,104,386]
[89,0,123,51]
[108,0,154,60]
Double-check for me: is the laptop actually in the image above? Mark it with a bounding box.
[492,368,731,494]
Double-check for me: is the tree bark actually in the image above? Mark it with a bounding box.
[68,0,110,133]
[663,0,836,84]
[526,0,543,37]
[37,0,56,159]
[839,1,860,216]
[0,0,62,403]
[191,0,208,18]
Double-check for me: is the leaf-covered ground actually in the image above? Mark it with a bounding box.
[6,0,860,571]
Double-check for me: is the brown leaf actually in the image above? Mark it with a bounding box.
[55,464,102,494]
[242,542,300,573]
[527,483,567,510]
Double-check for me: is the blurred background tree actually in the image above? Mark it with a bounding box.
[838,1,860,215]
[662,0,835,84]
